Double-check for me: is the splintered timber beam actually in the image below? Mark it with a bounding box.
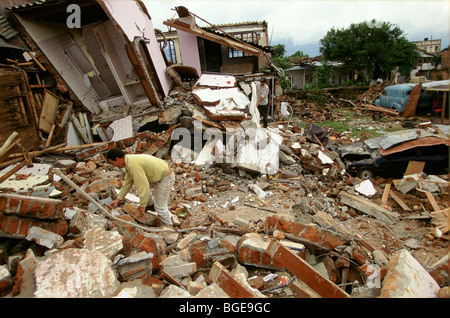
[338,191,398,225]
[266,240,350,298]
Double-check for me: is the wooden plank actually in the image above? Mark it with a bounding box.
[404,161,425,176]
[39,89,59,134]
[266,240,350,298]
[424,191,441,212]
[25,51,46,72]
[338,191,398,225]
[209,261,257,298]
[381,183,391,206]
[389,190,411,211]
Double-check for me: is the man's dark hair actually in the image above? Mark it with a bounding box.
[106,148,125,161]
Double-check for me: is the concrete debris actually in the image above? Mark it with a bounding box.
[0,0,447,301]
[381,249,441,297]
[0,73,448,300]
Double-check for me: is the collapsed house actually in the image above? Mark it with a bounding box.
[0,1,448,300]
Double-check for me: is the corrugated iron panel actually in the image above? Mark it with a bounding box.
[3,0,52,10]
[0,12,18,40]
[379,136,450,157]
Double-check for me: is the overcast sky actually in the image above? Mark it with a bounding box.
[143,0,449,57]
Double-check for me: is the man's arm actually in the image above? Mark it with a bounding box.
[108,172,133,209]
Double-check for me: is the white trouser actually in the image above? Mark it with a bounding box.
[148,172,175,226]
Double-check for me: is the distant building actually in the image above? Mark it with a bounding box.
[157,18,272,75]
[286,56,353,89]
[412,38,441,54]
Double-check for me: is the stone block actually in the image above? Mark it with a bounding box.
[26,226,64,249]
[194,283,229,298]
[115,252,153,282]
[83,226,123,260]
[176,232,198,251]
[186,281,204,296]
[0,265,12,296]
[161,255,197,279]
[33,248,120,298]
[12,249,38,297]
[381,249,441,298]
[68,210,86,234]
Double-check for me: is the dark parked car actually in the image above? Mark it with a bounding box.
[347,144,449,180]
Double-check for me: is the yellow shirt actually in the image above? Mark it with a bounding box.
[117,154,169,207]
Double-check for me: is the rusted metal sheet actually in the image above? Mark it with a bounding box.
[379,136,450,156]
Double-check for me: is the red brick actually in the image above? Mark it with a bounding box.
[28,202,43,214]
[239,246,250,263]
[322,232,347,250]
[190,241,207,268]
[292,222,304,236]
[5,218,19,234]
[271,252,284,269]
[42,203,56,218]
[264,215,278,232]
[278,218,293,233]
[300,226,323,243]
[130,232,145,248]
[0,214,6,228]
[261,252,272,267]
[250,249,261,265]
[219,240,235,253]
[8,197,20,210]
[18,220,30,237]
[352,249,366,265]
[0,197,6,211]
[129,233,160,271]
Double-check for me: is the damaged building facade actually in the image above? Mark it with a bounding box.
[0,0,448,301]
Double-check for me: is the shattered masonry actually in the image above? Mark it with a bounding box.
[0,1,448,299]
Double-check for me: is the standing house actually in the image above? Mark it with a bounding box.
[286,56,352,89]
[5,0,171,116]
[159,6,276,77]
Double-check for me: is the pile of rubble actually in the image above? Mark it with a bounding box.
[0,77,448,299]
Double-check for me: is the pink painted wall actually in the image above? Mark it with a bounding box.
[176,17,202,76]
[101,0,171,97]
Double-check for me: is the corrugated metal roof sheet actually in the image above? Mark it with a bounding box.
[0,12,18,40]
[3,0,56,10]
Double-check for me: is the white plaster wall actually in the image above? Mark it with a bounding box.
[176,17,202,76]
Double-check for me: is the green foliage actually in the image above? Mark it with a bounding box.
[432,53,442,68]
[319,20,420,81]
[314,65,333,88]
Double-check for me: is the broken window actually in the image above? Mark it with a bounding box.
[159,39,178,64]
[227,33,259,59]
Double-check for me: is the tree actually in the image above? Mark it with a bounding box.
[271,44,293,70]
[319,20,420,82]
